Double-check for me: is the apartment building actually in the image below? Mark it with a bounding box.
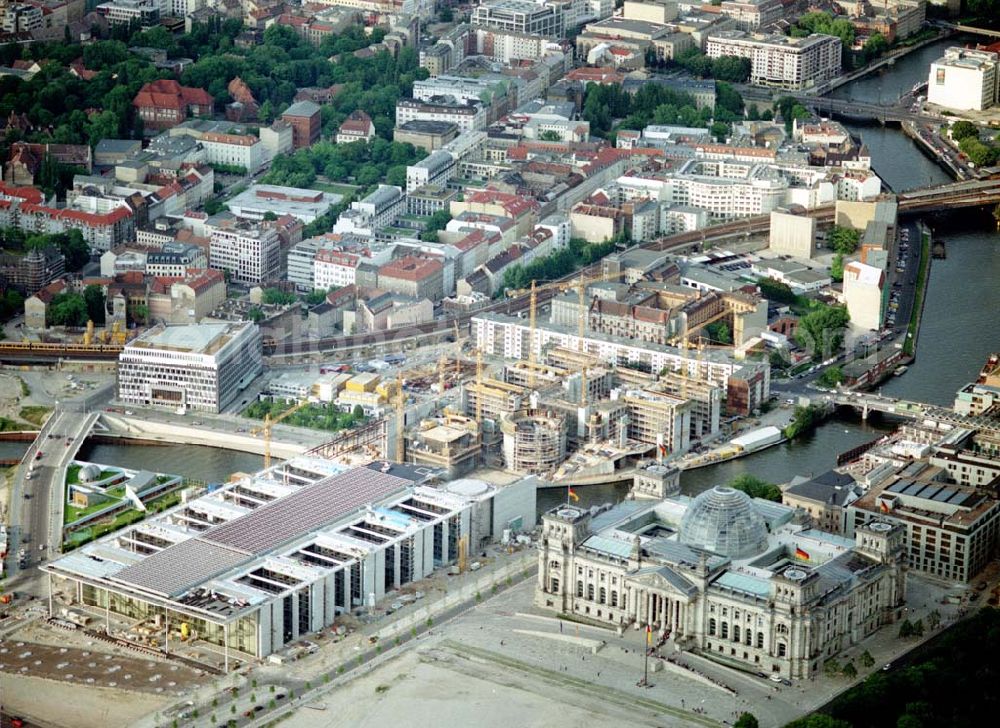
[96,0,159,26]
[705,31,842,90]
[117,322,262,413]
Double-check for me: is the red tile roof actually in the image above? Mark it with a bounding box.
[379,255,443,282]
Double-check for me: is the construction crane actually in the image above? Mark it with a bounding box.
[395,371,406,463]
[475,347,484,428]
[669,308,733,347]
[505,272,609,394]
[251,399,311,469]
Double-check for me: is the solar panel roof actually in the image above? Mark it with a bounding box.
[203,467,413,554]
[111,537,253,597]
[110,468,415,597]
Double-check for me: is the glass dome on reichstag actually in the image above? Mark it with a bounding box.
[679,486,769,559]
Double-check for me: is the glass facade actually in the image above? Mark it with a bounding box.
[679,486,769,559]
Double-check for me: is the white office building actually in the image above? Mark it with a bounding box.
[42,460,537,666]
[209,223,281,285]
[842,261,886,332]
[927,47,1000,112]
[116,322,262,412]
[333,185,405,236]
[200,133,266,175]
[705,31,842,90]
[406,150,456,193]
[472,0,565,38]
[667,159,788,219]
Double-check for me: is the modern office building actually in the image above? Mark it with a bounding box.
[842,260,886,332]
[116,322,262,413]
[927,47,1000,112]
[705,31,842,90]
[536,486,907,679]
[471,0,565,38]
[209,222,281,286]
[42,460,537,667]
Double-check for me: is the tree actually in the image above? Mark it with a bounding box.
[262,287,296,305]
[831,252,845,282]
[911,618,924,637]
[824,658,842,676]
[757,277,797,305]
[859,650,875,668]
[785,716,852,728]
[538,129,562,142]
[898,619,914,638]
[817,365,844,389]
[704,321,731,344]
[841,662,857,679]
[46,292,88,327]
[734,714,759,728]
[927,610,941,629]
[710,120,730,142]
[131,304,148,325]
[247,306,264,323]
[950,120,979,141]
[352,404,364,420]
[828,226,861,255]
[795,305,850,360]
[83,284,106,325]
[711,55,751,82]
[728,474,782,502]
[439,7,454,22]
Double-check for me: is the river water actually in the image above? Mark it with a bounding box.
[7,40,998,511]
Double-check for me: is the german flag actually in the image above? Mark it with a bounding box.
[880,500,890,513]
[795,547,810,561]
[568,487,580,503]
[658,444,667,456]
[646,624,652,645]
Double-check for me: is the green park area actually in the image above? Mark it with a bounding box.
[244,399,367,433]
[785,608,1000,728]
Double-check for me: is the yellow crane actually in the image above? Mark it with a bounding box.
[505,272,609,397]
[251,399,311,469]
[669,308,732,347]
[395,371,406,463]
[475,347,483,428]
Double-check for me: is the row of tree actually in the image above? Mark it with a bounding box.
[499,237,621,295]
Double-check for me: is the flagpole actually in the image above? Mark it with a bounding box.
[643,624,649,687]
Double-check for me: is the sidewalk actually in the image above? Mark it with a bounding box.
[138,551,536,728]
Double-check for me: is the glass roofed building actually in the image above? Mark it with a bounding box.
[536,483,907,679]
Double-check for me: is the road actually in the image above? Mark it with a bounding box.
[2,408,95,584]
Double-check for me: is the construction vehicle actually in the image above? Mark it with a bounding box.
[251,399,311,469]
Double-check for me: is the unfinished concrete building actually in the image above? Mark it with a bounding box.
[407,413,481,478]
[501,408,569,475]
[621,388,693,457]
[653,374,722,442]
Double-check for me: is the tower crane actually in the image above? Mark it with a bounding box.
[505,271,609,400]
[395,371,406,463]
[251,399,311,470]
